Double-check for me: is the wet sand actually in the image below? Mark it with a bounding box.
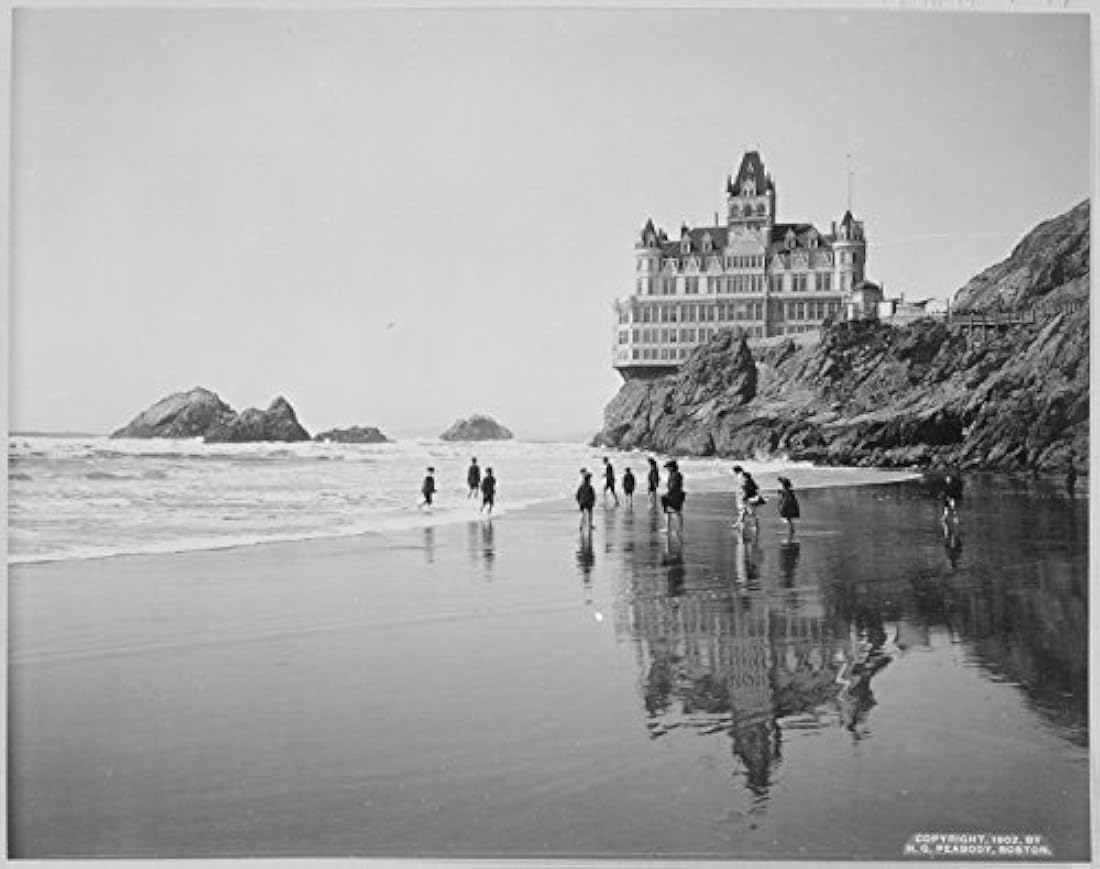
[8,475,1089,860]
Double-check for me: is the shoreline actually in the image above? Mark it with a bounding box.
[8,464,925,568]
[9,472,1089,859]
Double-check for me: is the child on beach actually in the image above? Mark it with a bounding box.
[480,468,496,515]
[647,457,660,506]
[602,457,620,506]
[622,467,636,507]
[660,460,685,536]
[420,466,436,509]
[467,458,481,499]
[777,476,800,540]
[576,469,596,531]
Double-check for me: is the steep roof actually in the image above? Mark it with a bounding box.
[728,151,774,197]
[660,224,730,258]
[767,222,833,254]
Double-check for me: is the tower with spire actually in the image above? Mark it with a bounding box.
[612,150,872,380]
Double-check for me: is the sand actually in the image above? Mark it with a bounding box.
[8,476,1090,860]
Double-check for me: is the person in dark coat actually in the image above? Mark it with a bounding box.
[467,458,481,498]
[419,466,436,509]
[777,476,800,540]
[622,467,636,507]
[576,469,596,531]
[737,468,763,532]
[647,457,660,506]
[602,457,620,506]
[660,460,686,536]
[480,468,497,515]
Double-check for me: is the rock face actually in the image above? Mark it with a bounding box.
[204,396,310,443]
[111,387,236,439]
[594,201,1089,471]
[313,425,391,444]
[112,390,311,443]
[440,414,514,442]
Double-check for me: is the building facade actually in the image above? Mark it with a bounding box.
[613,151,867,379]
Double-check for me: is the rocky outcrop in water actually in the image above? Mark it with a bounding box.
[313,425,391,444]
[112,390,311,443]
[111,387,236,439]
[203,396,310,443]
[440,415,514,441]
[594,200,1089,471]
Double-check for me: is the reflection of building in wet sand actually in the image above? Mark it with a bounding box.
[617,579,852,794]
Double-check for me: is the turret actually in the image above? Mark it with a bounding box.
[634,218,663,296]
[726,151,776,239]
[832,210,867,294]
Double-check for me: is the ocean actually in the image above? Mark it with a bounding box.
[6,435,912,565]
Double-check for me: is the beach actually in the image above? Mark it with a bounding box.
[8,473,1089,860]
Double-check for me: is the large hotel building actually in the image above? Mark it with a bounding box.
[613,151,868,379]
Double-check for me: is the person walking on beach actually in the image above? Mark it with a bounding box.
[777,476,800,541]
[660,460,686,536]
[735,467,763,532]
[576,469,596,531]
[467,458,481,499]
[622,467,636,507]
[419,466,437,510]
[940,470,963,536]
[647,457,660,506]
[480,467,497,516]
[602,457,620,506]
[731,465,746,524]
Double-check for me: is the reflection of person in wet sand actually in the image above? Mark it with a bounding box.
[481,521,495,571]
[662,541,685,596]
[778,540,801,587]
[575,530,594,586]
[944,530,963,570]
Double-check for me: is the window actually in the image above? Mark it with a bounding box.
[817,272,832,293]
[793,274,807,293]
[770,274,784,293]
[685,276,699,295]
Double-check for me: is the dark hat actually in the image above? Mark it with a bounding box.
[732,464,743,473]
[777,475,791,487]
[427,466,435,472]
[664,460,678,469]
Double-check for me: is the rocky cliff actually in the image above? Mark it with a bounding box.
[594,200,1089,471]
[204,396,310,443]
[440,415,514,441]
[111,387,236,439]
[112,390,311,443]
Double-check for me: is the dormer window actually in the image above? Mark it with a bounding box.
[702,233,713,253]
[680,240,691,255]
[730,204,740,218]
[785,230,796,250]
[743,178,756,196]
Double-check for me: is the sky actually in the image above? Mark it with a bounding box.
[8,6,1092,438]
